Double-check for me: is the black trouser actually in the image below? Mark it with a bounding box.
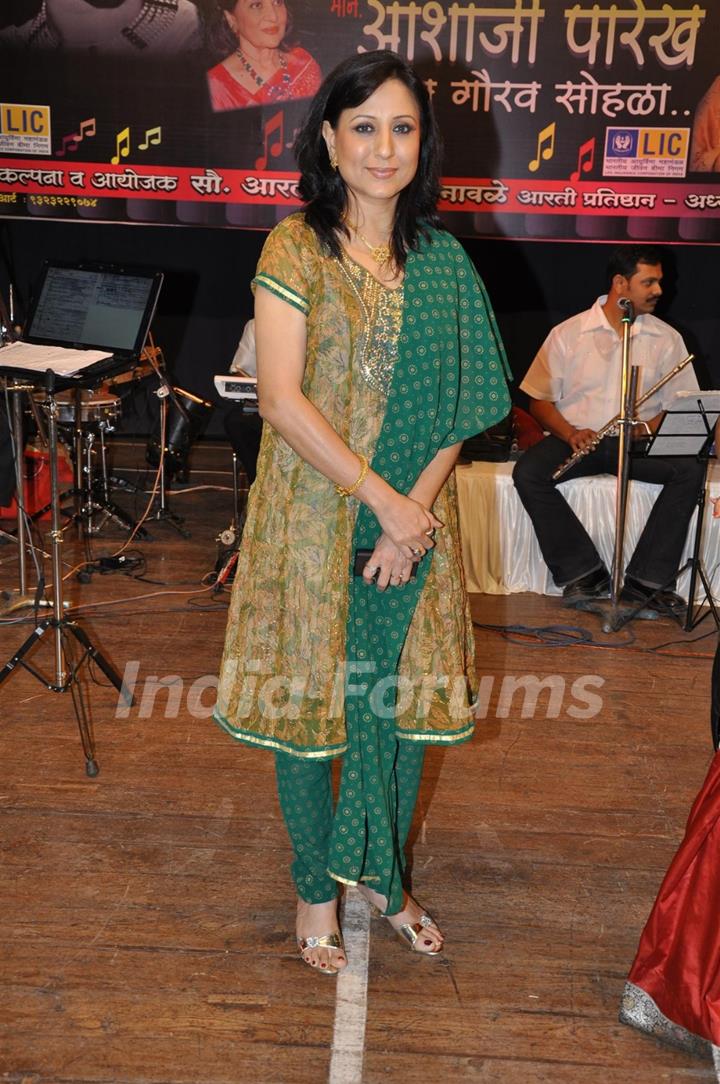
[512,435,706,588]
[222,406,262,484]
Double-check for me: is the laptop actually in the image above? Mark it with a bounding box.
[24,260,163,359]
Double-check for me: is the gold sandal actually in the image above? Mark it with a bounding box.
[359,887,444,956]
[297,931,346,975]
[393,913,443,956]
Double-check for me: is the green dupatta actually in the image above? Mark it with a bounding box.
[326,228,511,907]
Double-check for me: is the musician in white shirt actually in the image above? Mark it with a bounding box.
[513,246,704,616]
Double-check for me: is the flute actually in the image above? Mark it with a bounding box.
[551,353,695,481]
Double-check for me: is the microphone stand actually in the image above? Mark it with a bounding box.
[580,298,646,634]
[146,358,192,538]
[605,299,639,633]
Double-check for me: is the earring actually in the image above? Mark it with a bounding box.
[329,150,338,171]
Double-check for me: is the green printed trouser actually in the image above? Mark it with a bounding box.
[274,737,425,916]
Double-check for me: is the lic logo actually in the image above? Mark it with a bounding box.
[609,130,637,156]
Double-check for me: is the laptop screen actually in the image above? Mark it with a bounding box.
[24,261,163,358]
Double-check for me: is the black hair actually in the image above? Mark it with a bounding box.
[294,50,442,267]
[206,0,293,61]
[606,245,664,287]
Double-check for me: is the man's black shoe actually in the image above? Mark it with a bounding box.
[562,567,611,607]
[620,576,686,621]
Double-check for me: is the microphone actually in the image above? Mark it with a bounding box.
[618,296,635,324]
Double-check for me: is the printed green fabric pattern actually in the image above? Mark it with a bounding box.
[327,228,511,908]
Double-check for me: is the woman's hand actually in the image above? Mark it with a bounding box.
[361,534,416,591]
[372,492,443,561]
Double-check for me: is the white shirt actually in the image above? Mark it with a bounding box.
[520,296,698,431]
[230,319,257,377]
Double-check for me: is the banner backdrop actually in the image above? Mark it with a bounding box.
[1,0,720,241]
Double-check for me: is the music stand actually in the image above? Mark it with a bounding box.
[643,391,720,632]
[16,261,163,548]
[0,361,135,775]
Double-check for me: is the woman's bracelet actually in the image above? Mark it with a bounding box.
[335,453,369,498]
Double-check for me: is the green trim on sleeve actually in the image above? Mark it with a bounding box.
[252,273,310,316]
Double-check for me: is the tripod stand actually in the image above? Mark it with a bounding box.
[0,373,133,775]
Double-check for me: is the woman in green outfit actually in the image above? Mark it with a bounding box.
[214,50,510,974]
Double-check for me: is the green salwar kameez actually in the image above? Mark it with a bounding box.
[275,740,425,904]
[214,214,510,912]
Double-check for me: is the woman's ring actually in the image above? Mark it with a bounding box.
[411,547,423,557]
[425,528,435,538]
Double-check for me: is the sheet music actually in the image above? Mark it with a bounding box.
[647,390,720,457]
[0,340,111,375]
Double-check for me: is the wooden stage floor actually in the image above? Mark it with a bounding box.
[0,440,717,1083]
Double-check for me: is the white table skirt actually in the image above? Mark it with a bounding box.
[455,459,720,601]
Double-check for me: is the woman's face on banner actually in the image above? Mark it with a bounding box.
[225,0,288,50]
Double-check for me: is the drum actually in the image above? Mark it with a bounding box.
[34,387,121,430]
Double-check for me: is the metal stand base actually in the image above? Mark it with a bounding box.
[32,481,150,540]
[0,615,132,776]
[0,383,134,775]
[678,557,719,632]
[603,459,720,634]
[576,568,719,634]
[600,594,680,634]
[149,503,190,538]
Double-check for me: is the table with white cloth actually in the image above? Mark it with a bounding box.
[455,459,720,601]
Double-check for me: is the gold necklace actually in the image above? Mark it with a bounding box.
[345,219,392,266]
[357,232,391,266]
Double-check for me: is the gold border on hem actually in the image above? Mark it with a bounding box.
[212,711,472,756]
[396,722,475,744]
[213,712,347,760]
[329,872,358,887]
[329,871,382,887]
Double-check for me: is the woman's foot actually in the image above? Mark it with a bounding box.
[296,898,347,974]
[357,885,444,955]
